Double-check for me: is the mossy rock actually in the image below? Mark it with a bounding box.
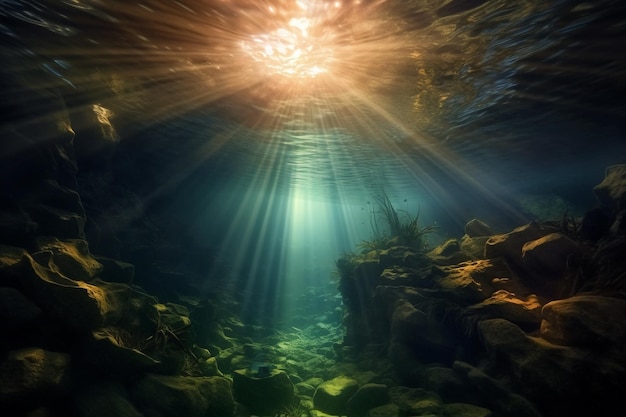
[313,375,358,415]
[131,374,233,417]
[232,368,296,415]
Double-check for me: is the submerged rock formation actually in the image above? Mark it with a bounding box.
[2,52,625,416]
[335,165,626,417]
[0,69,237,417]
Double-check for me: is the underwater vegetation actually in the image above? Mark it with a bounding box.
[358,191,437,254]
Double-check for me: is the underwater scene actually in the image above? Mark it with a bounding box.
[1,0,626,416]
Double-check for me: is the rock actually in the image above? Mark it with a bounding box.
[0,245,29,274]
[74,382,143,417]
[311,410,336,417]
[295,382,316,397]
[379,266,437,287]
[26,205,85,240]
[427,239,472,266]
[313,375,358,415]
[464,219,494,238]
[452,361,541,417]
[95,256,135,283]
[83,327,160,374]
[200,357,223,377]
[436,260,502,303]
[430,239,461,257]
[593,164,626,209]
[422,366,472,404]
[477,318,533,361]
[346,383,389,417]
[131,374,233,417]
[609,209,626,235]
[390,300,457,363]
[0,206,38,248]
[0,287,42,331]
[367,403,399,417]
[15,253,127,332]
[389,387,441,415]
[540,295,626,351]
[304,377,324,388]
[0,347,70,404]
[484,222,551,266]
[580,207,613,242]
[468,290,542,326]
[379,246,430,270]
[478,318,624,416]
[439,403,492,417]
[34,237,102,281]
[459,234,489,259]
[232,368,295,415]
[37,180,85,219]
[521,232,583,276]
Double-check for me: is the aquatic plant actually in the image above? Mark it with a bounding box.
[360,191,436,252]
[274,402,312,417]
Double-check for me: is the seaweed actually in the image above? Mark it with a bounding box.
[360,191,437,252]
[334,191,436,287]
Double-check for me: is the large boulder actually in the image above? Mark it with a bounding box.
[82,327,160,375]
[468,290,542,327]
[436,259,504,303]
[313,375,358,415]
[464,219,494,238]
[346,383,389,417]
[0,347,71,404]
[439,403,492,417]
[6,251,130,332]
[74,382,144,417]
[460,234,490,259]
[540,295,626,352]
[0,286,42,331]
[390,299,458,363]
[427,239,472,266]
[521,233,582,274]
[478,318,624,416]
[594,164,626,209]
[379,246,431,270]
[131,374,233,417]
[452,361,541,417]
[35,237,102,282]
[232,368,295,415]
[484,222,551,266]
[389,387,441,416]
[95,256,135,283]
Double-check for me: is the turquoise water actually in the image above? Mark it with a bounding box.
[2,0,625,324]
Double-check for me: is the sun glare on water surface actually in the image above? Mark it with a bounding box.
[230,0,411,99]
[240,10,335,79]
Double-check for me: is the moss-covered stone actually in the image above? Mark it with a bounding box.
[232,368,295,415]
[35,237,102,282]
[346,383,389,417]
[313,375,358,415]
[131,374,233,417]
[0,347,70,403]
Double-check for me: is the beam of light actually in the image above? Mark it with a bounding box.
[3,0,545,324]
